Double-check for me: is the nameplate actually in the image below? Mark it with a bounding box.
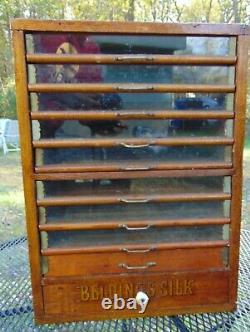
[80,279,194,301]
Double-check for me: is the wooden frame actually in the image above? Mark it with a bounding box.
[12,19,249,324]
[11,19,250,35]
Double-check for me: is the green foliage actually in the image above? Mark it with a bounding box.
[0,80,16,119]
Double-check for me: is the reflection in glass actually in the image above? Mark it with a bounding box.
[36,177,231,199]
[35,146,232,167]
[28,64,234,85]
[39,201,230,224]
[27,33,235,116]
[41,225,229,249]
[30,92,234,112]
[26,34,235,56]
[32,119,234,140]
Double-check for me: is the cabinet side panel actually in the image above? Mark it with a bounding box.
[230,35,249,304]
[12,30,43,316]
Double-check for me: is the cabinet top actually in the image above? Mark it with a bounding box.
[11,19,250,36]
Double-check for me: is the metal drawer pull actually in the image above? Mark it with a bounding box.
[116,86,154,91]
[119,224,151,230]
[122,247,155,253]
[115,56,154,62]
[118,262,156,270]
[120,198,150,203]
[120,142,151,148]
[123,166,152,171]
[116,112,155,117]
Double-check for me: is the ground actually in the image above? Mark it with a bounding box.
[0,132,249,242]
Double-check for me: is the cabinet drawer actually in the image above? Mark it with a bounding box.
[39,201,231,229]
[44,247,228,277]
[40,225,229,253]
[35,145,232,171]
[32,118,234,141]
[37,176,231,199]
[41,270,231,322]
[37,175,231,231]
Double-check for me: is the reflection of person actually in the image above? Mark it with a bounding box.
[34,33,125,138]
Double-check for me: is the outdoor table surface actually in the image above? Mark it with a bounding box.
[0,230,249,332]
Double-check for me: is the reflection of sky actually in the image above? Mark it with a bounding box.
[174,37,234,85]
[185,37,234,55]
[173,65,233,85]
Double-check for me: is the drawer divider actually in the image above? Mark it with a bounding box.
[39,218,230,232]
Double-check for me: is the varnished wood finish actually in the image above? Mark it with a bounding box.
[34,168,234,180]
[39,217,230,232]
[31,110,234,121]
[45,248,228,277]
[27,53,237,65]
[33,137,234,148]
[36,303,235,325]
[35,162,233,175]
[41,270,230,321]
[12,30,44,316]
[12,19,249,324]
[41,240,229,256]
[37,192,231,207]
[229,35,249,304]
[28,83,235,94]
[12,19,250,35]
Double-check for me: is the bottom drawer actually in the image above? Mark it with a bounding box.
[40,270,232,323]
[43,247,228,277]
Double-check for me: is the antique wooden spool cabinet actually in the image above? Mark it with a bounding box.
[12,19,249,324]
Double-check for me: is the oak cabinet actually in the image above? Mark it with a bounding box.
[12,19,249,324]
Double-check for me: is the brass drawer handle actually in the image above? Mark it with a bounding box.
[120,142,151,148]
[122,247,155,253]
[119,198,151,203]
[116,86,154,91]
[122,166,152,171]
[115,56,154,62]
[119,224,151,230]
[116,112,155,118]
[118,262,156,270]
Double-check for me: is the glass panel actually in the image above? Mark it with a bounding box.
[28,64,234,85]
[39,201,230,224]
[41,225,229,249]
[26,34,235,56]
[36,177,231,199]
[32,119,233,140]
[35,146,232,166]
[30,92,234,112]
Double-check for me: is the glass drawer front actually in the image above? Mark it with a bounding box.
[32,119,233,140]
[41,225,229,249]
[28,64,234,85]
[37,176,231,199]
[35,146,232,168]
[26,34,235,56]
[39,201,230,225]
[30,92,234,112]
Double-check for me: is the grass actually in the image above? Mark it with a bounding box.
[244,138,250,157]
[0,152,25,242]
[0,133,249,241]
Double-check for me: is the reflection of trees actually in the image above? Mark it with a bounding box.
[173,37,233,86]
[173,66,230,85]
[1,0,249,119]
